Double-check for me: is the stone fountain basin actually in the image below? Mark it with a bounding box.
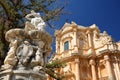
[5,28,52,45]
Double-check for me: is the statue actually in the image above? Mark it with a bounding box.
[16,40,34,69]
[1,39,18,70]
[25,10,46,31]
[35,41,45,66]
[29,40,45,67]
[0,10,52,80]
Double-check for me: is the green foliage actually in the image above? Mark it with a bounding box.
[46,59,66,68]
[44,59,66,80]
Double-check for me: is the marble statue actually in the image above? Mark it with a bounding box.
[1,39,18,70]
[35,41,45,66]
[16,40,34,69]
[0,10,52,80]
[30,40,46,67]
[25,10,46,31]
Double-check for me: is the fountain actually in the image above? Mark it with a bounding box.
[0,10,52,80]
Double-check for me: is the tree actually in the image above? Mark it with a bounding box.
[45,59,66,80]
[0,0,65,66]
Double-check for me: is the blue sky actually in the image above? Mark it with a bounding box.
[50,0,120,42]
[46,0,120,57]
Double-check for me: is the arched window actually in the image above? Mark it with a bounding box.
[64,41,69,51]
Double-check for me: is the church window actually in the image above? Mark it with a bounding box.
[64,41,69,51]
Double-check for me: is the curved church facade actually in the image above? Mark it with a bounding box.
[48,22,120,80]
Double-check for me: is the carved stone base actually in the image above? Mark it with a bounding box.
[0,69,46,80]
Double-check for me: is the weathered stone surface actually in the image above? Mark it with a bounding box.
[0,69,46,80]
[48,22,120,80]
[0,10,52,80]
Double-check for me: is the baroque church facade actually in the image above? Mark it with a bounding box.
[47,22,120,80]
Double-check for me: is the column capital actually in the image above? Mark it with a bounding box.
[73,28,77,32]
[89,59,96,65]
[86,30,92,34]
[56,38,60,41]
[104,55,110,61]
[75,58,80,63]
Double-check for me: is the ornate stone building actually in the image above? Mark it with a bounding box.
[48,22,120,80]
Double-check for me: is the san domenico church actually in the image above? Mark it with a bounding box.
[47,22,120,80]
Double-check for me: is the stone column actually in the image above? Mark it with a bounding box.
[75,58,80,80]
[73,28,77,46]
[60,40,63,52]
[56,38,60,53]
[113,63,119,80]
[89,59,97,80]
[98,67,101,79]
[56,38,58,53]
[104,55,115,80]
[115,56,120,80]
[73,28,78,53]
[86,30,93,48]
[86,30,95,55]
[116,63,120,80]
